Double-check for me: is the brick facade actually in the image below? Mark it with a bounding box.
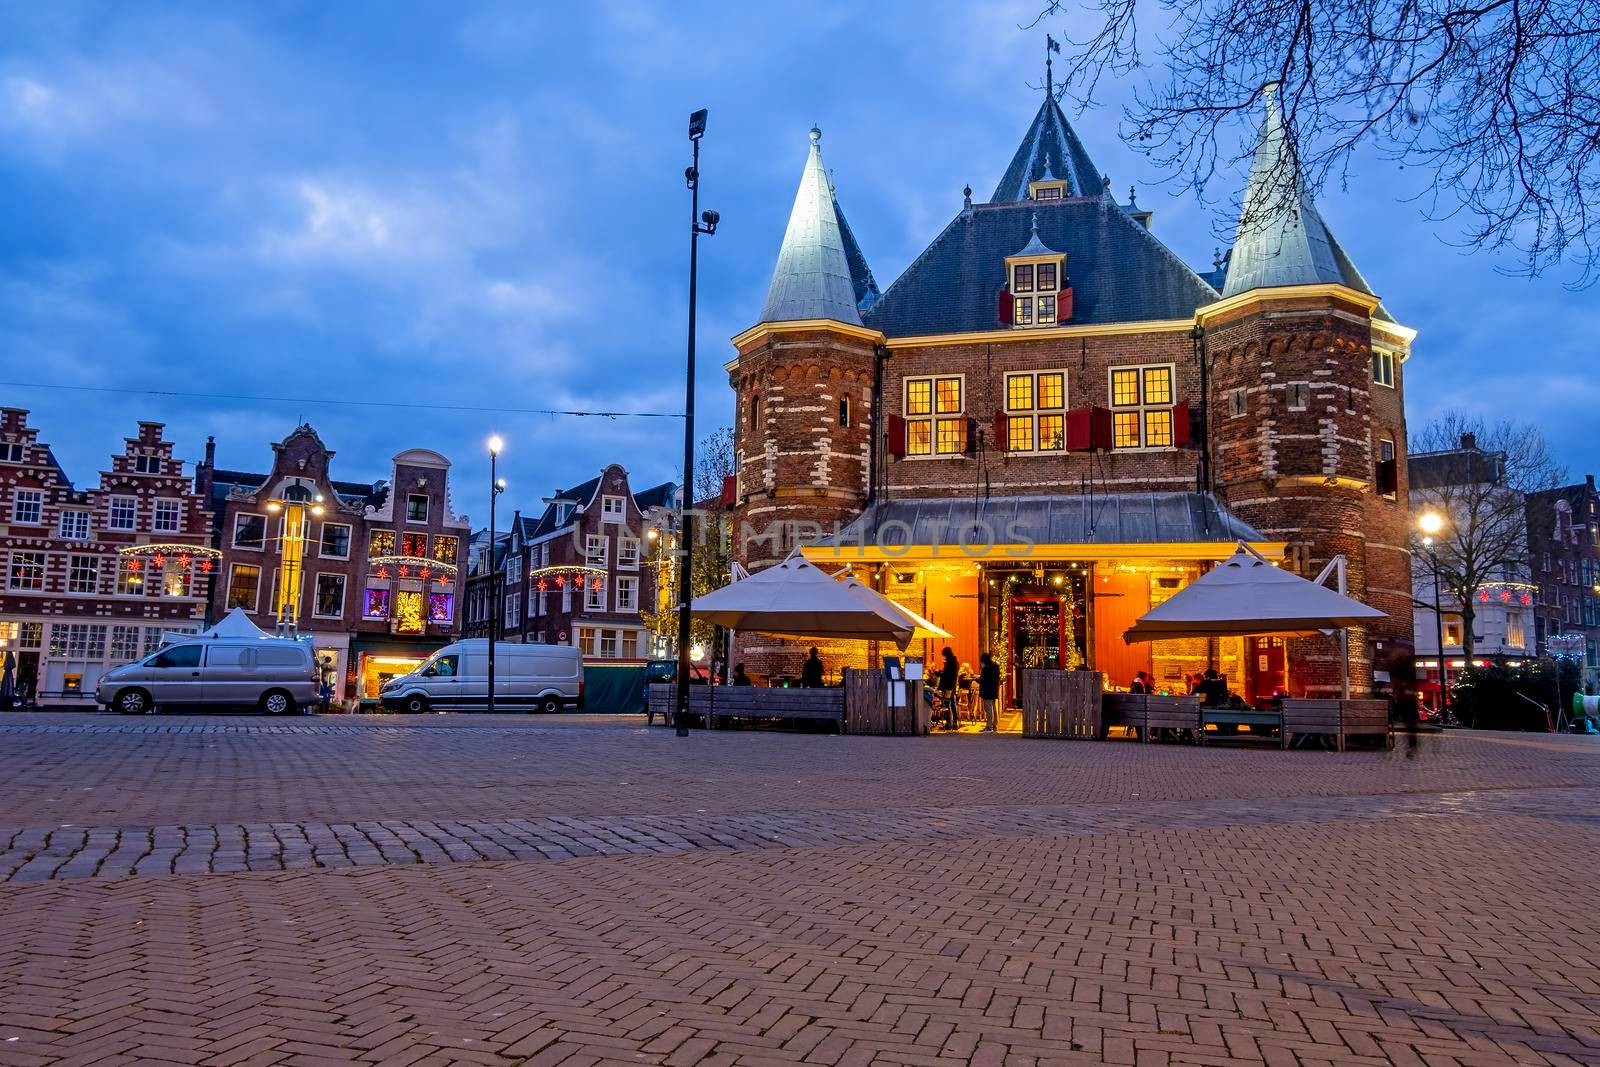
[0,408,212,702]
[1527,477,1600,684]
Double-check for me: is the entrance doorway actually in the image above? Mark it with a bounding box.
[1246,636,1286,703]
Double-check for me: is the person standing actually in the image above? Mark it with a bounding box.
[800,648,825,688]
[1130,670,1150,694]
[978,652,1001,732]
[937,647,960,730]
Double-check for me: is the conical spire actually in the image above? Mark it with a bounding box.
[759,127,863,325]
[991,96,1103,202]
[1222,86,1376,300]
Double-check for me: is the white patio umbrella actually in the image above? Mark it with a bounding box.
[166,607,273,645]
[691,553,950,648]
[1123,542,1386,697]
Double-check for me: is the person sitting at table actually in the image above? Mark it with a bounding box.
[732,663,753,686]
[1197,668,1229,706]
[1130,670,1151,694]
[800,648,825,688]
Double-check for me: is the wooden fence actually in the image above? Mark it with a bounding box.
[646,684,845,731]
[1281,698,1392,750]
[1019,669,1105,739]
[1102,692,1206,743]
[842,668,927,736]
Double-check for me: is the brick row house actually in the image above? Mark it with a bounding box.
[0,409,213,702]
[198,425,470,705]
[1527,476,1600,685]
[464,465,676,661]
[727,88,1415,707]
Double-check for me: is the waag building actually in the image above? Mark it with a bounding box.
[726,88,1416,706]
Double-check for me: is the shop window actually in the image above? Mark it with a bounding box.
[1372,350,1395,388]
[234,513,266,549]
[13,490,42,525]
[58,509,90,540]
[321,523,352,559]
[368,529,395,558]
[406,494,429,523]
[109,496,137,531]
[1109,365,1175,449]
[578,627,596,657]
[68,555,99,594]
[227,564,261,611]
[153,499,181,533]
[601,495,625,523]
[599,630,619,658]
[9,551,45,590]
[430,535,458,566]
[314,574,345,618]
[54,623,107,660]
[110,625,140,663]
[1004,371,1067,453]
[903,375,965,457]
[616,576,639,611]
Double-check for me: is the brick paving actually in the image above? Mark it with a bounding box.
[0,713,1597,1065]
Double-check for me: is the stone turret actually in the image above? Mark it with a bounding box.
[1203,86,1415,698]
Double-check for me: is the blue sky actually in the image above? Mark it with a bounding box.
[3,1,1595,525]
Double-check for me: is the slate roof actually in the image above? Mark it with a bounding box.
[991,97,1104,202]
[759,128,862,325]
[207,469,385,509]
[633,481,678,511]
[863,197,1221,337]
[818,493,1266,551]
[1222,88,1393,321]
[1408,447,1507,490]
[834,194,881,313]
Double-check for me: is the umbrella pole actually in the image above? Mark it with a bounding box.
[1337,557,1350,700]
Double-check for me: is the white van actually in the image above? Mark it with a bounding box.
[379,639,583,714]
[96,637,319,715]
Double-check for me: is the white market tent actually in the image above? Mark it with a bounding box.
[1123,542,1387,697]
[164,607,273,645]
[691,553,950,649]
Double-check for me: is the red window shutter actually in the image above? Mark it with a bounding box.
[1065,407,1090,452]
[720,474,737,508]
[992,410,1008,452]
[1090,407,1114,451]
[1057,286,1073,322]
[997,289,1013,325]
[887,414,907,458]
[964,416,979,456]
[1172,401,1191,447]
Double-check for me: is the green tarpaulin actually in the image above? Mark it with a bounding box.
[582,664,651,713]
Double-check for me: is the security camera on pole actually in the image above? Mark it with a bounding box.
[674,107,719,738]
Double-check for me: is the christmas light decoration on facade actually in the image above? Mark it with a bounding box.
[528,565,607,587]
[368,555,459,581]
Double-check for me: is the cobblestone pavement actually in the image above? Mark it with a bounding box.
[0,713,1597,1065]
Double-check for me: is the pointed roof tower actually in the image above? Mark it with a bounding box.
[991,96,1104,203]
[759,127,866,325]
[1222,86,1385,313]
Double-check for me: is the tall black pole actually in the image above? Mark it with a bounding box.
[1430,543,1448,722]
[488,448,498,716]
[675,128,703,739]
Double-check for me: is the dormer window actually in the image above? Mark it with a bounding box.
[999,213,1071,329]
[1029,180,1066,201]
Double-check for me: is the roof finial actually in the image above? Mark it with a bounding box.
[809,125,822,144]
[1031,211,1040,237]
[1128,185,1138,207]
[1046,34,1061,100]
[962,184,973,209]
[1101,173,1111,196]
[1213,247,1224,270]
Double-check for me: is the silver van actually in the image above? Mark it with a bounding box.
[379,639,583,714]
[96,638,319,715]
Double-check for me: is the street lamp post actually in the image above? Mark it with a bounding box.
[487,436,505,715]
[675,107,719,739]
[1418,510,1449,723]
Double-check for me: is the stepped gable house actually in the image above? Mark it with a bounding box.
[198,425,470,705]
[0,409,212,702]
[727,89,1415,703]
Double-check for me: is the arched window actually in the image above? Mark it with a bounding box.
[839,396,851,428]
[750,394,761,429]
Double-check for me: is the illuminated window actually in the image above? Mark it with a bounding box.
[585,576,607,610]
[903,376,964,457]
[1109,365,1176,449]
[162,561,190,598]
[1013,264,1034,293]
[363,587,389,619]
[227,564,261,611]
[9,551,45,590]
[395,590,426,634]
[368,529,395,558]
[68,555,98,594]
[401,532,427,557]
[578,627,596,657]
[1442,615,1464,648]
[116,558,144,595]
[1004,371,1067,452]
[1507,613,1526,649]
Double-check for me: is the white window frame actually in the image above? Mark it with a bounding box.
[598,629,619,659]
[312,573,346,619]
[504,592,519,630]
[226,563,262,613]
[232,512,266,550]
[578,627,596,657]
[562,584,573,613]
[616,575,639,612]
[405,494,429,524]
[110,625,141,663]
[1372,350,1396,388]
[67,554,99,594]
[1003,370,1068,454]
[600,495,626,523]
[618,535,640,569]
[133,453,161,474]
[108,496,138,531]
[902,374,966,458]
[0,442,23,463]
[1108,364,1177,451]
[13,489,43,526]
[585,534,608,568]
[58,509,90,540]
[585,576,607,611]
[152,498,182,533]
[320,522,352,559]
[1008,256,1064,328]
[9,550,46,590]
